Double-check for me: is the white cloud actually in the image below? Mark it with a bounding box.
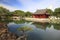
[0,4,20,12]
[18,0,43,12]
[0,3,32,12]
[18,0,60,12]
[0,0,60,12]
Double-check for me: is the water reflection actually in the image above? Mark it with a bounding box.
[7,22,60,40]
[45,25,60,40]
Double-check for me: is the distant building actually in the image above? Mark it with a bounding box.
[11,14,21,21]
[0,14,21,21]
[0,14,7,21]
[32,9,50,18]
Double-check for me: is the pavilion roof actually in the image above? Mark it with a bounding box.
[33,9,49,14]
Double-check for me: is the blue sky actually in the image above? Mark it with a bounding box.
[0,0,60,12]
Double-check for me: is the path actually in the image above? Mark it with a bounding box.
[23,17,60,23]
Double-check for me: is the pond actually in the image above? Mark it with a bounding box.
[7,22,60,40]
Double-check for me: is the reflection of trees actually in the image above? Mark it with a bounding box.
[33,22,51,29]
[17,26,33,40]
[53,24,60,30]
[34,22,60,30]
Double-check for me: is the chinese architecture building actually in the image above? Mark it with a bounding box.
[0,14,21,21]
[11,14,21,21]
[32,9,50,18]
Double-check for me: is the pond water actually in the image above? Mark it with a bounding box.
[7,22,60,40]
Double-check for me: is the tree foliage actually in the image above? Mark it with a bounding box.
[0,7,13,23]
[25,11,32,17]
[17,26,33,40]
[13,10,25,17]
[0,7,9,14]
[47,9,53,15]
[54,8,60,17]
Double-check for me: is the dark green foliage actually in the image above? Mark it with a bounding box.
[53,24,60,30]
[0,7,9,14]
[13,10,25,17]
[54,8,60,17]
[25,11,32,17]
[47,9,53,15]
[0,7,32,23]
[33,22,51,29]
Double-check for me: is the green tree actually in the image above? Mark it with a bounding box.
[25,11,32,17]
[0,7,9,14]
[14,10,25,17]
[54,8,60,17]
[47,9,53,16]
[17,26,33,40]
[0,7,13,23]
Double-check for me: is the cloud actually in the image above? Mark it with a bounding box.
[0,0,60,12]
[0,4,20,12]
[18,0,44,12]
[18,0,60,12]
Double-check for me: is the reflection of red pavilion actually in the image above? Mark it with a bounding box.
[32,9,50,18]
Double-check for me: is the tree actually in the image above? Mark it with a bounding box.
[0,7,9,14]
[25,11,32,17]
[47,9,53,16]
[17,26,33,40]
[0,7,10,23]
[54,8,60,17]
[13,10,25,17]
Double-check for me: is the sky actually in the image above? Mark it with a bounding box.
[0,0,60,12]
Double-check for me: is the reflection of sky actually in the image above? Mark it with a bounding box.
[0,0,60,12]
[8,23,60,40]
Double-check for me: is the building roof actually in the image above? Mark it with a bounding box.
[33,9,49,14]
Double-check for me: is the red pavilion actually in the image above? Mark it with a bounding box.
[32,9,50,18]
